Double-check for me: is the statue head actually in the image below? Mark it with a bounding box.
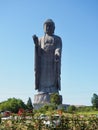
[43,19,55,35]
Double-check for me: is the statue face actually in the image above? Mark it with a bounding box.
[44,22,55,35]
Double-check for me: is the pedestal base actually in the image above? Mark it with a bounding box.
[33,93,62,109]
[34,93,50,104]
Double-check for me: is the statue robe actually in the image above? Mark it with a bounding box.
[34,34,62,93]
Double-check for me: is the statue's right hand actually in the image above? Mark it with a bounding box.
[32,35,38,45]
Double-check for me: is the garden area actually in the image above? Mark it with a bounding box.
[0,94,98,130]
[0,112,98,130]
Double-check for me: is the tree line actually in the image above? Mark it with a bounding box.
[0,97,33,113]
[0,93,98,113]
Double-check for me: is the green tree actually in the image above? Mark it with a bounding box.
[91,93,98,109]
[50,93,62,105]
[0,98,27,113]
[67,105,76,112]
[27,97,33,110]
[37,104,57,113]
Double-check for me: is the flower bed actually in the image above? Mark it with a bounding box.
[0,114,98,130]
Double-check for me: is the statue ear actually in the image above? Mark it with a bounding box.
[43,24,46,33]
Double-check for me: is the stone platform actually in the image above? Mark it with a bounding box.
[34,93,50,104]
[33,93,62,109]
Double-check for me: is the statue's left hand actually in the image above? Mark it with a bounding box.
[32,35,38,45]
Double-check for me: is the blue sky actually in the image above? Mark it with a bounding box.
[0,0,98,106]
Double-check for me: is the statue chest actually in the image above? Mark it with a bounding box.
[40,36,55,53]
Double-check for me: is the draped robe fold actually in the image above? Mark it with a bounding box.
[34,35,62,93]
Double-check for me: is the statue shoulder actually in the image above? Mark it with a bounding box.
[53,35,62,42]
[39,36,44,43]
[53,35,62,48]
